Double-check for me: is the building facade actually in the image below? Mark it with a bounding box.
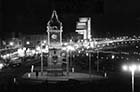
[22,34,48,48]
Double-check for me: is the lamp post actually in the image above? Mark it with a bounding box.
[86,52,92,80]
[69,50,72,68]
[122,64,140,92]
[88,52,91,79]
[96,50,99,72]
[66,45,75,73]
[40,41,43,76]
[66,52,69,78]
[111,55,115,70]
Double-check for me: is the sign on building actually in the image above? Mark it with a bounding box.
[76,17,91,40]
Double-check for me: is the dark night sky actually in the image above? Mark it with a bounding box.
[1,0,140,38]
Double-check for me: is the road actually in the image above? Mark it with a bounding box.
[0,57,44,84]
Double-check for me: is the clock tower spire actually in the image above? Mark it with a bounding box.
[47,10,63,48]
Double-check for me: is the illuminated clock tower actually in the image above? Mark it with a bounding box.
[46,10,66,76]
[47,10,63,48]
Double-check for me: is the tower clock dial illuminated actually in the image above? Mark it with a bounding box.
[47,10,62,47]
[51,34,57,39]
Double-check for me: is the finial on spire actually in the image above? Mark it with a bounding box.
[51,10,58,19]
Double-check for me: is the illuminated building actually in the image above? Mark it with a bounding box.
[76,17,91,40]
[21,34,47,48]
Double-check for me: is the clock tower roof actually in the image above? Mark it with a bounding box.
[47,10,62,30]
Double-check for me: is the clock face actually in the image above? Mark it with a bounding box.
[51,34,57,39]
[49,32,61,46]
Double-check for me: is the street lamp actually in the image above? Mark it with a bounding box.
[26,41,30,45]
[122,63,140,92]
[86,52,92,80]
[9,42,14,46]
[40,41,44,76]
[62,45,75,77]
[85,49,93,81]
[66,45,75,69]
[111,55,115,59]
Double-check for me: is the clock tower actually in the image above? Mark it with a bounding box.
[46,10,67,76]
[47,10,63,48]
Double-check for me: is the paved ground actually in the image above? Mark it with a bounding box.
[22,72,105,83]
[0,58,140,92]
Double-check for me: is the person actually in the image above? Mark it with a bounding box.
[31,65,34,73]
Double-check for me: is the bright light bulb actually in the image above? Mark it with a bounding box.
[23,47,26,51]
[0,63,4,69]
[43,40,46,43]
[86,53,88,56]
[67,46,75,51]
[112,55,115,59]
[9,42,14,46]
[129,64,137,71]
[26,41,30,45]
[62,47,67,51]
[36,46,40,51]
[122,65,128,71]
